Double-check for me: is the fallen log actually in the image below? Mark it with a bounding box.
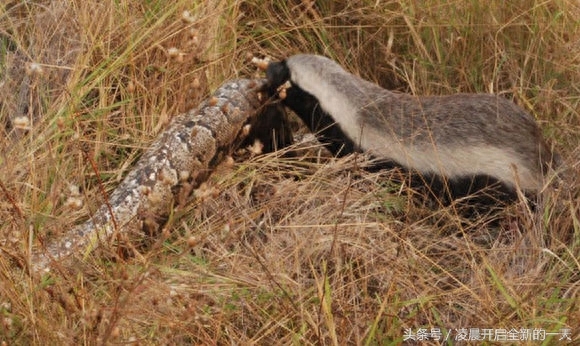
[30,78,281,273]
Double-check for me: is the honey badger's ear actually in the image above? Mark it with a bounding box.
[266,60,290,91]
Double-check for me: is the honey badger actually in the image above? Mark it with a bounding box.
[265,54,558,202]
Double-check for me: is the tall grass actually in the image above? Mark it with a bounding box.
[1,0,578,344]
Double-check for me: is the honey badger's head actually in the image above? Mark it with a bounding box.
[265,60,290,92]
[264,59,319,119]
[264,57,358,157]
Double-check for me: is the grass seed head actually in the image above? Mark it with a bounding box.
[12,116,31,129]
[251,56,270,71]
[181,10,195,23]
[25,62,44,76]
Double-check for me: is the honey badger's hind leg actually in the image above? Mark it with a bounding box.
[420,173,542,222]
[366,157,526,218]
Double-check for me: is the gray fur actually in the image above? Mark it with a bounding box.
[285,54,556,192]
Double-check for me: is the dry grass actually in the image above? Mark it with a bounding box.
[1,0,579,344]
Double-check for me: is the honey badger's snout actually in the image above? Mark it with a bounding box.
[266,54,559,202]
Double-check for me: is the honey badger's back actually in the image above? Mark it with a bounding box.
[387,93,552,191]
[268,54,557,196]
